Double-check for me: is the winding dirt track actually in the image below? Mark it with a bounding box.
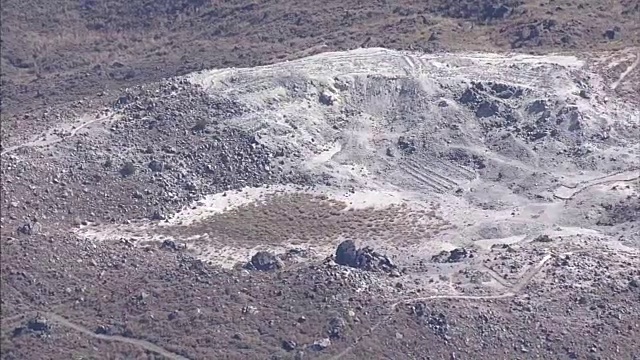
[329,253,555,360]
[1,311,189,360]
[0,115,112,156]
[611,51,640,90]
[44,313,190,360]
[553,169,639,200]
[2,253,555,360]
[3,248,635,359]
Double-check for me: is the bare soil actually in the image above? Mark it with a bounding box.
[2,0,638,117]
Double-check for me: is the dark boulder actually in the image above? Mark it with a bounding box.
[334,240,398,274]
[431,247,474,263]
[335,240,358,267]
[17,222,39,235]
[246,251,282,271]
[282,340,297,351]
[27,315,50,333]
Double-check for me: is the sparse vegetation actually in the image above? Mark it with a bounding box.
[191,118,208,132]
[149,194,444,255]
[1,0,638,119]
[119,161,136,177]
[2,0,640,359]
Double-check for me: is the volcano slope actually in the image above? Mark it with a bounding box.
[1,48,640,359]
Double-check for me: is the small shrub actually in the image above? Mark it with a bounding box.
[191,119,208,131]
[120,161,136,177]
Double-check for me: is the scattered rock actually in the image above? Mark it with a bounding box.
[327,316,346,339]
[27,315,51,333]
[282,340,297,351]
[95,325,110,335]
[102,158,113,168]
[191,119,208,131]
[245,251,283,271]
[148,160,165,172]
[17,222,39,235]
[397,136,416,154]
[533,234,553,243]
[475,101,499,118]
[11,315,52,338]
[311,338,331,351]
[431,248,474,263]
[160,239,185,251]
[280,248,311,262]
[3,42,639,360]
[459,87,481,105]
[578,89,590,99]
[136,291,149,301]
[386,147,395,157]
[410,303,450,339]
[241,305,258,315]
[319,91,337,105]
[334,240,398,274]
[116,95,131,106]
[526,99,548,114]
[603,27,621,40]
[120,161,136,177]
[433,1,517,21]
[151,209,166,221]
[12,327,27,337]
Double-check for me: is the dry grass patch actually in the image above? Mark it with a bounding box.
[151,193,447,249]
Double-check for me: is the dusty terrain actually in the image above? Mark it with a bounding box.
[2,1,640,360]
[2,0,639,117]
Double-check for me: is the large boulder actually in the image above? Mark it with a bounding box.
[247,251,283,271]
[431,247,474,263]
[335,240,358,267]
[334,240,398,274]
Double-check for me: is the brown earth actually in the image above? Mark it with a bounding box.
[1,0,638,118]
[2,0,640,359]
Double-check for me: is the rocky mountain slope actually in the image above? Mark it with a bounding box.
[2,47,639,359]
[1,1,639,360]
[1,0,638,118]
